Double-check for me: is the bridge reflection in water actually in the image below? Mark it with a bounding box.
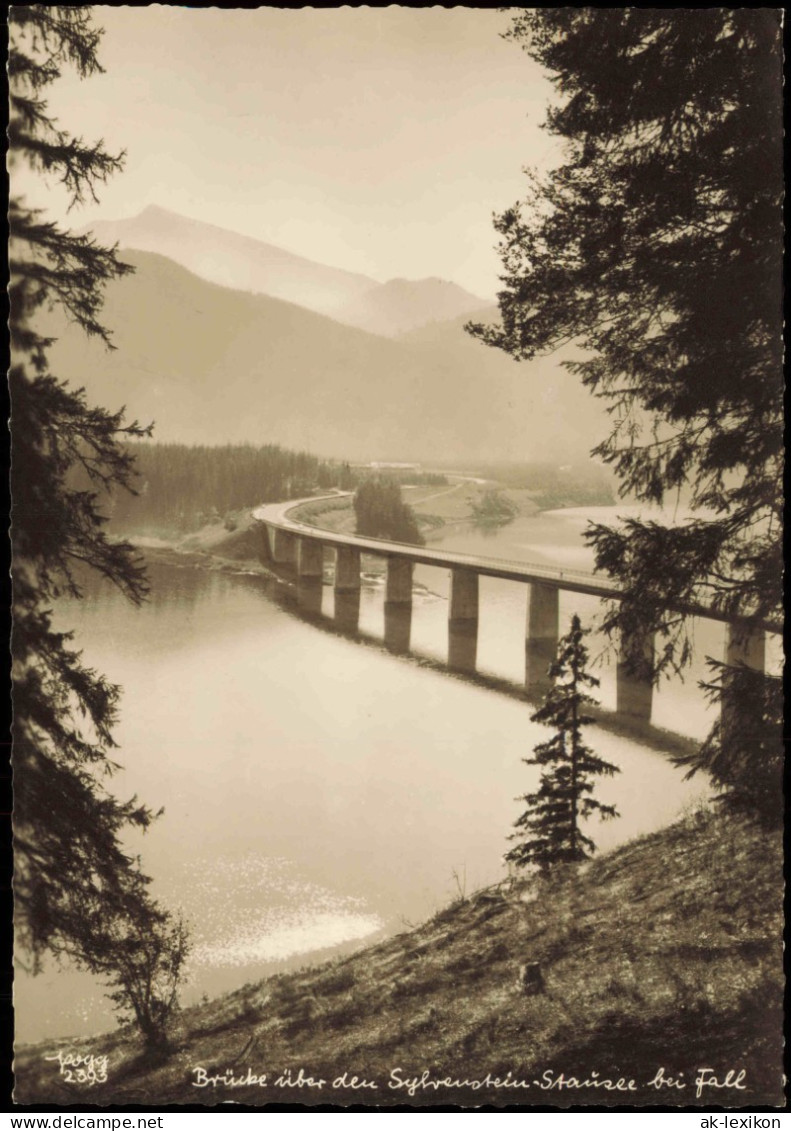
[293,535,414,654]
[255,501,776,749]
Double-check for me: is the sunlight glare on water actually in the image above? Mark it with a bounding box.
[16,506,719,1043]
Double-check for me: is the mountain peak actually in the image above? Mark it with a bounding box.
[137,203,174,218]
[83,206,489,336]
[333,275,489,337]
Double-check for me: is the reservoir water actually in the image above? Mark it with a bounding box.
[17,506,750,1045]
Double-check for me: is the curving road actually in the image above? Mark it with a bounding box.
[253,492,623,601]
[252,493,780,632]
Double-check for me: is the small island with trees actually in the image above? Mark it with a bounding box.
[470,488,518,529]
[353,477,425,545]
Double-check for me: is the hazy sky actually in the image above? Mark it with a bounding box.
[17,6,560,297]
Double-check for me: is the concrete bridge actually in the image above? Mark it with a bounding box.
[252,494,774,731]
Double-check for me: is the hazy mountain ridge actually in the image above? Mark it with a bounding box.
[332,275,488,337]
[44,249,608,463]
[84,206,489,337]
[84,205,377,320]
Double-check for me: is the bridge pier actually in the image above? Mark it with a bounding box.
[616,628,655,722]
[297,578,323,617]
[271,527,297,567]
[257,521,272,563]
[333,546,362,633]
[334,589,361,634]
[295,539,323,616]
[525,583,559,697]
[334,545,361,593]
[724,622,766,672]
[448,568,478,672]
[254,502,779,746]
[384,604,411,653]
[721,623,766,745]
[385,558,413,653]
[298,538,324,578]
[385,557,413,605]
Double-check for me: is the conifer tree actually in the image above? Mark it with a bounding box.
[470,11,782,815]
[507,615,619,871]
[354,477,424,545]
[10,5,187,1048]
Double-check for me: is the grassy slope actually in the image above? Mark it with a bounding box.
[14,809,783,1108]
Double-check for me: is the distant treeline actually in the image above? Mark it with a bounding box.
[107,442,358,533]
[354,478,424,546]
[356,468,448,487]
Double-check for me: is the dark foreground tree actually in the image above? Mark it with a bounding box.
[675,661,783,824]
[10,5,187,1047]
[507,616,619,871]
[471,10,783,813]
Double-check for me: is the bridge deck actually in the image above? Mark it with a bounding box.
[252,495,779,630]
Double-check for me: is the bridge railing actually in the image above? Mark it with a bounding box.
[288,518,606,585]
[253,495,776,740]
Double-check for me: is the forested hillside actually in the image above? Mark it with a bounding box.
[107,442,356,534]
[42,251,609,463]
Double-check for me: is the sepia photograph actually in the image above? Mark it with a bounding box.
[8,5,784,1110]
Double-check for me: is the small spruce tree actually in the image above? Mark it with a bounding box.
[507,615,620,871]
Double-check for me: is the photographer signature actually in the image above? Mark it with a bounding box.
[44,1050,109,1086]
